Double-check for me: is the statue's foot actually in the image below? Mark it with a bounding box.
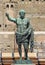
[25,57,30,60]
[27,57,30,60]
[19,57,22,60]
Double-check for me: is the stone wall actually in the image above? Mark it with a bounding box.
[0,0,45,52]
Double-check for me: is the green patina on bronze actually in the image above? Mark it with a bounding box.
[6,9,34,60]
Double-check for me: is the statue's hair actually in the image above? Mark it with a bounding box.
[19,9,26,14]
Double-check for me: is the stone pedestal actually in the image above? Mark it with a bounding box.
[12,64,35,65]
[11,59,35,65]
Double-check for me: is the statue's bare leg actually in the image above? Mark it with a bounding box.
[30,30,34,52]
[30,41,34,52]
[18,44,22,60]
[23,43,29,60]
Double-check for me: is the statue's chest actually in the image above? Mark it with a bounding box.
[17,18,28,32]
[17,19,27,27]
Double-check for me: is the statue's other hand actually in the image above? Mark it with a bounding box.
[6,13,9,17]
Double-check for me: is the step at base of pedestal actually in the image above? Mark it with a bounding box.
[11,60,35,65]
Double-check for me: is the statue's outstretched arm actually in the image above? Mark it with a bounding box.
[6,13,17,23]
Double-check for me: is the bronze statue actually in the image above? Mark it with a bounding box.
[6,9,34,60]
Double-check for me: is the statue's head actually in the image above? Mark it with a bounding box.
[19,9,26,19]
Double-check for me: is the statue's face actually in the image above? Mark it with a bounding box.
[19,12,25,19]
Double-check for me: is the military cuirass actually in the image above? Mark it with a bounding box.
[16,18,28,33]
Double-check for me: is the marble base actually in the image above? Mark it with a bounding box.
[11,59,35,65]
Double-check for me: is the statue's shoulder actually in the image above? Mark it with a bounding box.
[17,17,21,20]
[24,18,28,20]
[24,18,30,23]
[16,17,20,21]
[16,18,21,24]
